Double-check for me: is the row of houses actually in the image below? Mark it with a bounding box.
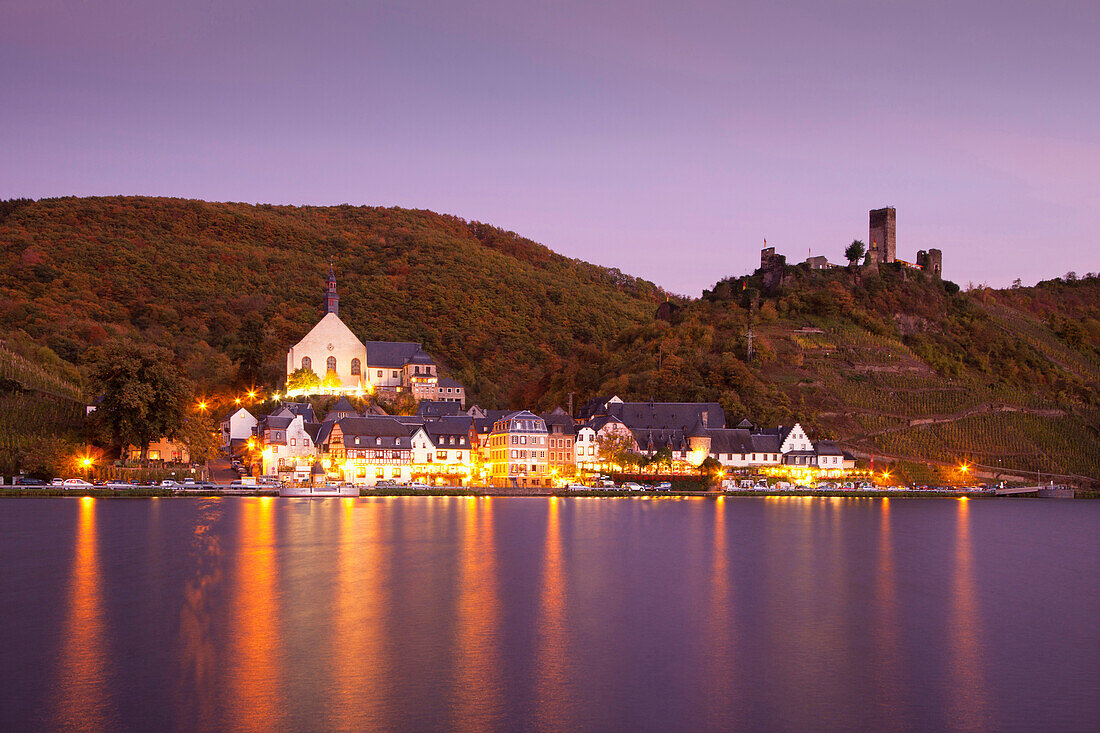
[221,394,855,488]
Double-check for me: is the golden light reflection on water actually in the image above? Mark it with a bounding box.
[176,498,225,728]
[53,496,109,729]
[871,499,905,718]
[229,497,283,729]
[331,497,390,730]
[705,496,735,724]
[949,497,990,728]
[535,497,573,730]
[450,497,504,730]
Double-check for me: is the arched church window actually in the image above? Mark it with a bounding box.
[302,357,312,371]
[327,356,337,372]
[351,358,361,376]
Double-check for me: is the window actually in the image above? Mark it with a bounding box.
[376,467,384,478]
[273,446,278,454]
[302,357,311,371]
[376,438,382,446]
[437,452,447,461]
[290,438,296,446]
[327,356,336,372]
[351,358,361,375]
[304,439,310,447]
[511,450,517,459]
[377,370,383,378]
[392,370,398,378]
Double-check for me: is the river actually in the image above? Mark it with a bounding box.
[0,496,1096,731]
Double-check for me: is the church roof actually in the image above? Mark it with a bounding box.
[364,341,431,369]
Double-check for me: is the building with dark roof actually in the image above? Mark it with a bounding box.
[487,410,550,488]
[321,416,416,486]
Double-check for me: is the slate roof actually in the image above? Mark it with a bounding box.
[303,422,322,443]
[363,341,431,369]
[423,416,473,448]
[814,440,845,456]
[417,401,464,418]
[541,409,575,435]
[327,396,357,415]
[336,417,415,449]
[260,416,293,431]
[280,401,316,422]
[750,433,782,453]
[437,377,464,389]
[602,402,726,431]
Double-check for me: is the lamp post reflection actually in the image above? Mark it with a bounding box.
[229,497,283,728]
[53,497,110,729]
[948,498,990,728]
[450,497,504,729]
[534,497,574,730]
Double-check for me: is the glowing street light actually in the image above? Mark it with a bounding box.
[197,400,207,412]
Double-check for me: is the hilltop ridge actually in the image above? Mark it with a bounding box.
[1,196,1097,481]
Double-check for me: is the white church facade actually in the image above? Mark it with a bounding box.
[284,268,465,404]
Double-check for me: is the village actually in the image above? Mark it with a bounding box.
[202,266,871,494]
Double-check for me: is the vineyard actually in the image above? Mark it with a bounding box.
[0,340,86,477]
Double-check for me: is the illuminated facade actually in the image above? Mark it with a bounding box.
[487,411,550,488]
[320,416,414,486]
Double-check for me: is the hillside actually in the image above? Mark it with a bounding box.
[535,265,1100,483]
[2,196,1097,483]
[0,196,664,406]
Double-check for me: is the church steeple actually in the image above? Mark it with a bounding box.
[323,263,339,316]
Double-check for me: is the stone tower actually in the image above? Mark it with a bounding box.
[323,264,339,316]
[916,248,943,277]
[868,207,897,264]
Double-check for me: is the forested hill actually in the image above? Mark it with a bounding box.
[535,265,1100,483]
[2,196,1098,482]
[0,196,664,405]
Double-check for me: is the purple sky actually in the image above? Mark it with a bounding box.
[2,1,1097,294]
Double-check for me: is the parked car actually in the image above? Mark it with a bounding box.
[62,478,93,488]
[654,482,672,491]
[13,477,46,487]
[50,478,65,486]
[405,482,430,489]
[621,482,643,491]
[566,483,588,490]
[160,480,182,488]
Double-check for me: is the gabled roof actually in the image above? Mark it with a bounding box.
[260,416,293,431]
[602,402,726,431]
[219,406,254,424]
[336,417,415,449]
[292,312,366,352]
[589,415,628,433]
[328,396,357,415]
[814,440,844,456]
[303,422,322,443]
[416,401,464,418]
[364,341,430,369]
[423,416,473,447]
[280,401,316,422]
[541,409,575,435]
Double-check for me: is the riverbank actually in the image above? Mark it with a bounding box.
[0,486,1028,499]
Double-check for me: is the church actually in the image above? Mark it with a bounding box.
[284,268,466,405]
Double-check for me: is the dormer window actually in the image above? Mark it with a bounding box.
[376,437,382,446]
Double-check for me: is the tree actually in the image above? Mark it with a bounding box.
[322,369,342,390]
[286,367,321,394]
[230,312,271,386]
[845,239,866,266]
[597,433,639,469]
[178,412,220,465]
[87,340,188,460]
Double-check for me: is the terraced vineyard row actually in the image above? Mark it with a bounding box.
[868,412,1100,479]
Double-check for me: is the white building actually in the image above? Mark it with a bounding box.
[219,407,257,448]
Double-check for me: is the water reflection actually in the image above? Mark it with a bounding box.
[535,497,573,730]
[331,498,390,729]
[949,498,990,728]
[705,497,735,725]
[53,497,110,729]
[871,499,906,721]
[450,497,504,729]
[176,499,225,727]
[230,497,283,728]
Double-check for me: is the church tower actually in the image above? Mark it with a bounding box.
[323,264,339,316]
